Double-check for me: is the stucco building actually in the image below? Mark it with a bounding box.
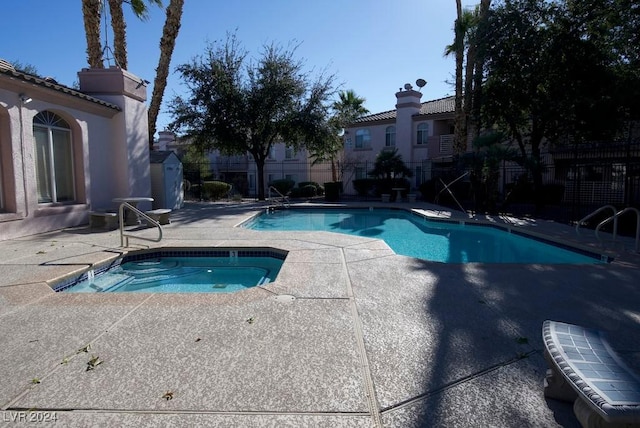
[343,86,457,194]
[0,61,152,240]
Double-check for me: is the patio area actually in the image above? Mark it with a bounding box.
[1,200,639,427]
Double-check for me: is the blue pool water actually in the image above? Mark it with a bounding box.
[62,255,284,293]
[243,208,604,264]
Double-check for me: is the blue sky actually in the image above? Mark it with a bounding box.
[1,0,477,137]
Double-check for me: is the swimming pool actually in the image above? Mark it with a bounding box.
[243,208,606,264]
[57,249,286,293]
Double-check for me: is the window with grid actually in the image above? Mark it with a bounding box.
[385,126,396,147]
[416,123,429,145]
[416,122,429,144]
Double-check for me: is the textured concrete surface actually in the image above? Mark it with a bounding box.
[0,200,638,427]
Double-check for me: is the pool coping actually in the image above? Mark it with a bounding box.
[51,247,289,293]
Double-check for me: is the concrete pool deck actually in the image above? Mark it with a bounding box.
[1,200,639,427]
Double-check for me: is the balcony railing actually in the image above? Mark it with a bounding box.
[439,134,454,154]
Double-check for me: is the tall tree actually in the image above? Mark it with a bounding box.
[309,90,369,181]
[480,0,618,206]
[107,0,127,68]
[108,0,163,70]
[168,34,335,200]
[445,0,467,156]
[82,0,104,68]
[464,0,491,139]
[446,1,492,154]
[148,0,185,146]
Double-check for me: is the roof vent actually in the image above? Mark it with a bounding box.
[44,76,58,84]
[0,58,16,72]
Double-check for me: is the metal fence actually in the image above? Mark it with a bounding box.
[182,142,640,230]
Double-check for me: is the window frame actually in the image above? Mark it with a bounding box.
[385,126,396,147]
[355,129,371,149]
[416,123,429,145]
[32,111,75,204]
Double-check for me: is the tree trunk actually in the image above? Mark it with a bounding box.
[255,157,266,200]
[464,38,476,143]
[148,0,184,148]
[331,158,338,182]
[453,0,467,156]
[107,0,127,69]
[82,0,104,68]
[472,0,491,138]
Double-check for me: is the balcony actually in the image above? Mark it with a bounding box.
[439,134,454,154]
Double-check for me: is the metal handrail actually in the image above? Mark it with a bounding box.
[435,172,469,215]
[595,207,640,252]
[118,202,163,247]
[575,205,617,236]
[268,186,290,208]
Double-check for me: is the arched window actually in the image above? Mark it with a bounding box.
[385,126,396,147]
[33,111,74,203]
[417,123,429,145]
[355,129,370,149]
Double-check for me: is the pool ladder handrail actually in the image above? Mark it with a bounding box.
[118,202,163,247]
[575,205,617,236]
[268,186,290,208]
[576,204,639,253]
[595,207,640,253]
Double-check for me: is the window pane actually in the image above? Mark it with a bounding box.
[417,123,429,144]
[355,129,370,148]
[34,127,52,203]
[52,129,74,202]
[385,126,396,146]
[33,113,75,204]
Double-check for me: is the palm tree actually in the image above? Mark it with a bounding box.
[333,90,369,125]
[445,1,491,154]
[310,90,369,181]
[445,0,473,156]
[148,0,185,146]
[108,0,163,70]
[82,0,104,68]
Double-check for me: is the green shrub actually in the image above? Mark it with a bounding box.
[269,179,295,195]
[300,184,318,197]
[352,178,376,196]
[202,181,231,200]
[298,181,324,196]
[290,184,317,198]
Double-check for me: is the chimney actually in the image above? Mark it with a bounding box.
[395,84,423,162]
[157,130,176,152]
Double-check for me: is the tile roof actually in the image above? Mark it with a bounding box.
[0,66,121,111]
[352,95,455,124]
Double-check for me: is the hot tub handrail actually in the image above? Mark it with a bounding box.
[118,202,163,247]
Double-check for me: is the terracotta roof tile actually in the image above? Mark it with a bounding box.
[353,95,455,124]
[0,68,121,111]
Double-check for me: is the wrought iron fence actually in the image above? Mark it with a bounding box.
[181,142,640,230]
